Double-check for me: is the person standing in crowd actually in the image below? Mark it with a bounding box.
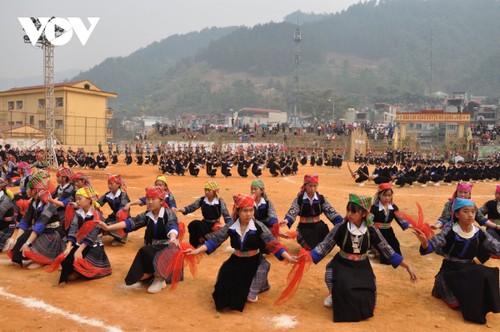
[370,183,413,264]
[186,194,296,310]
[0,178,16,251]
[281,175,343,250]
[479,184,500,245]
[301,193,416,321]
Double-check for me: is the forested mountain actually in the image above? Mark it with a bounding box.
[72,0,500,119]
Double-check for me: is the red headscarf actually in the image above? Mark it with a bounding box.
[56,167,73,179]
[233,194,255,208]
[378,182,392,192]
[301,174,319,191]
[145,186,166,200]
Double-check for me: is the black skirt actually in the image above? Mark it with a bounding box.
[212,254,260,312]
[11,230,32,266]
[441,260,500,324]
[297,221,329,250]
[59,244,111,283]
[331,253,376,322]
[125,244,166,285]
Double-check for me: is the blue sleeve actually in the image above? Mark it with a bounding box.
[139,197,146,206]
[17,217,29,231]
[32,222,46,235]
[332,215,344,226]
[267,217,278,226]
[285,216,294,228]
[419,242,434,255]
[59,197,71,207]
[388,253,403,268]
[205,238,218,254]
[274,248,286,261]
[124,219,134,233]
[310,249,323,264]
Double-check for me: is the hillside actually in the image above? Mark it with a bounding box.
[71,0,500,118]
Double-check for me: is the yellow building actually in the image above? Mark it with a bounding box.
[0,80,117,151]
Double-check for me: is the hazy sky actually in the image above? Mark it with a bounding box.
[1,0,361,82]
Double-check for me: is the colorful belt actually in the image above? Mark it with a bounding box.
[204,219,220,223]
[299,216,320,223]
[339,250,368,261]
[444,257,472,263]
[374,222,392,229]
[234,249,260,257]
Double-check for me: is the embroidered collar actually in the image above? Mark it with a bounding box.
[230,218,257,238]
[302,192,319,202]
[452,223,478,239]
[106,189,122,200]
[255,197,266,208]
[203,197,219,205]
[347,221,368,236]
[76,208,94,218]
[146,207,165,223]
[377,201,394,211]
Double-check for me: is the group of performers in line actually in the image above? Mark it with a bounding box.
[351,158,500,188]
[0,161,499,325]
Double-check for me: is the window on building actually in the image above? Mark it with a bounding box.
[16,101,23,109]
[7,101,14,110]
[16,121,23,125]
[7,121,14,125]
[409,123,414,129]
[416,124,422,130]
[30,116,35,125]
[38,99,45,108]
[55,97,63,107]
[55,120,63,129]
[447,125,457,131]
[39,120,46,129]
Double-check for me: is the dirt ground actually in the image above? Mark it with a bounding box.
[0,162,499,331]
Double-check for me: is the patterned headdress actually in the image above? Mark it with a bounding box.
[56,167,73,179]
[145,186,166,200]
[204,181,219,191]
[301,174,319,191]
[155,175,168,187]
[108,174,126,191]
[348,193,372,212]
[17,161,31,174]
[233,194,255,208]
[28,169,50,191]
[76,186,101,209]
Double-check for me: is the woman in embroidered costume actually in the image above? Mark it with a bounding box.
[177,181,232,248]
[7,170,65,269]
[0,178,16,251]
[479,184,500,244]
[431,183,498,262]
[413,198,500,324]
[99,186,179,294]
[59,186,111,285]
[307,194,416,322]
[281,175,343,250]
[370,182,413,264]
[186,194,296,311]
[47,167,76,237]
[124,175,177,211]
[96,174,130,246]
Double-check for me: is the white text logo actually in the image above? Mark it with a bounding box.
[18,17,100,46]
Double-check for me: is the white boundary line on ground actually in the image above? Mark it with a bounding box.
[0,287,122,332]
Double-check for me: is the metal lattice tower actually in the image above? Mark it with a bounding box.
[291,23,302,128]
[43,43,57,166]
[22,17,62,167]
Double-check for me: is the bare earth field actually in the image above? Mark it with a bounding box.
[0,162,499,331]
